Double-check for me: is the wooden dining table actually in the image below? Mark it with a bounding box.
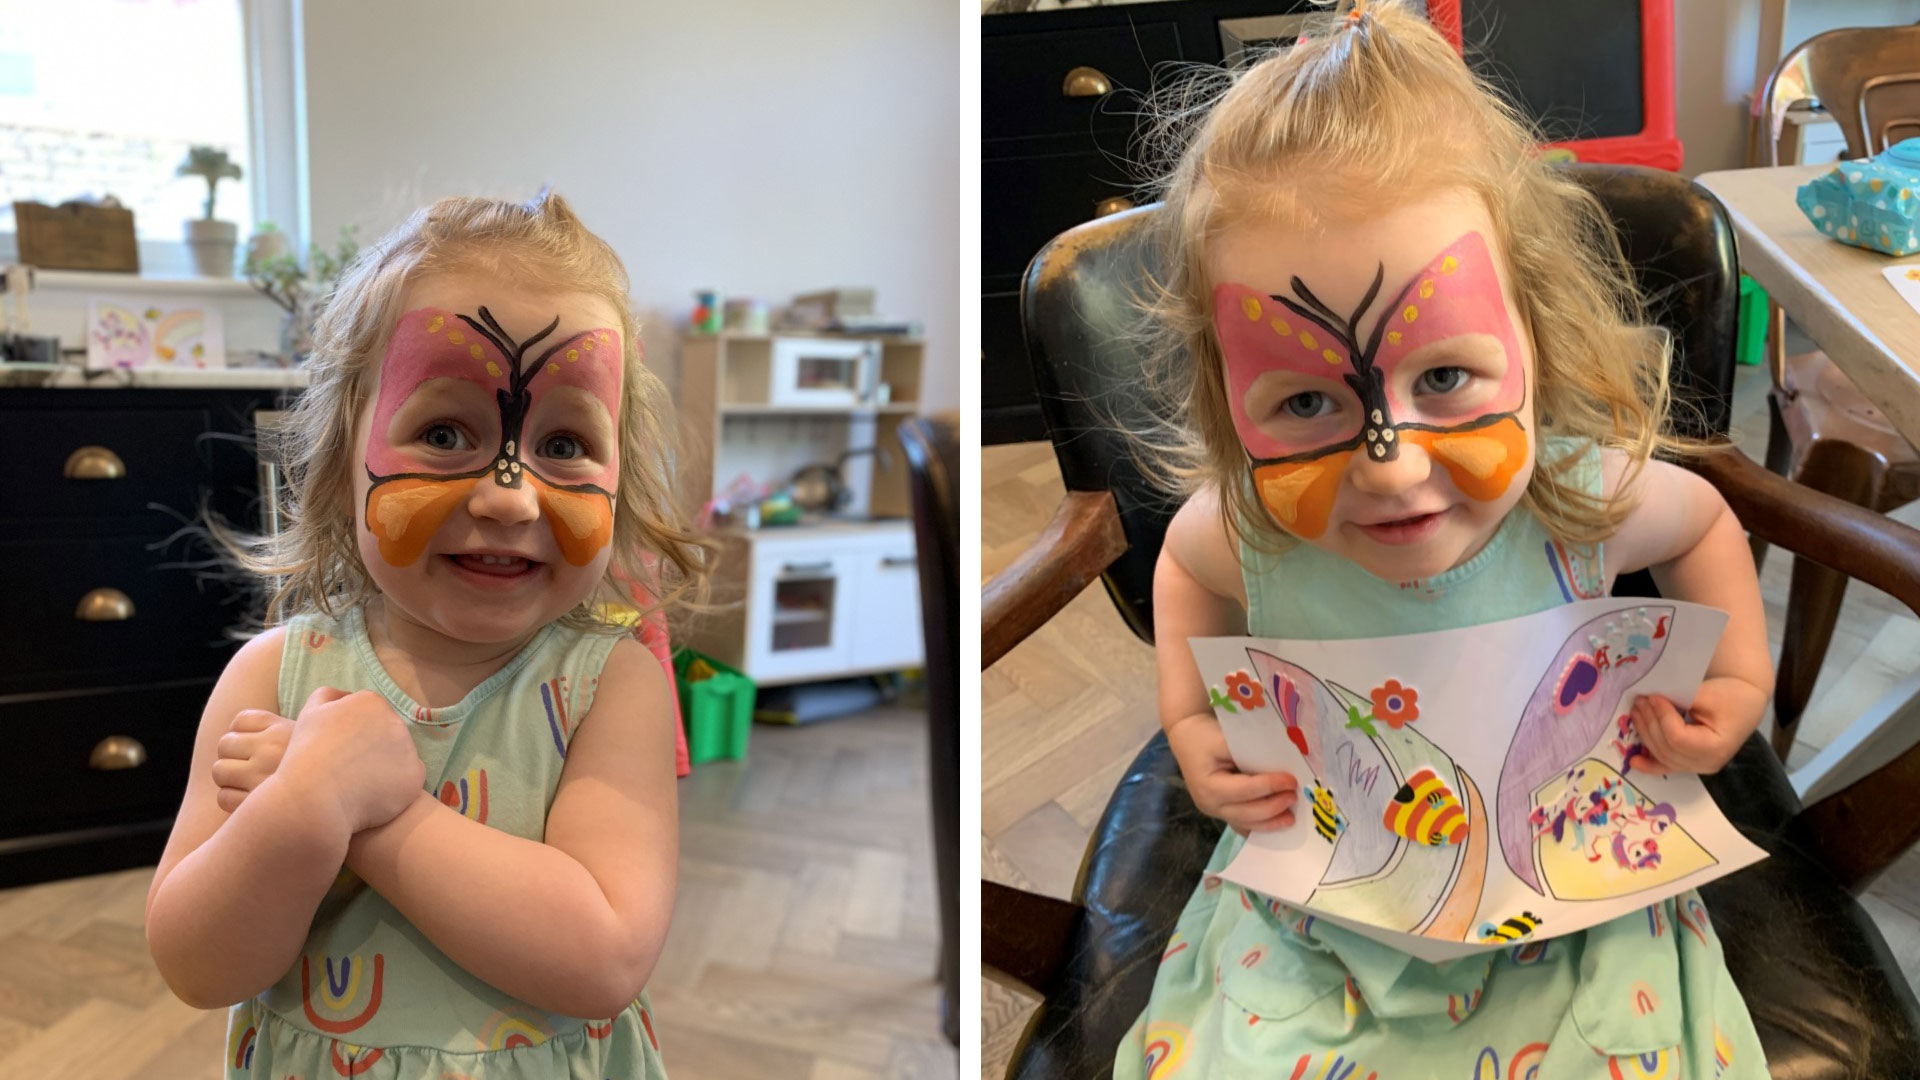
[1696,163,1920,447]
[1695,162,1920,805]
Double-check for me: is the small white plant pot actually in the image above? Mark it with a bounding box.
[186,219,239,277]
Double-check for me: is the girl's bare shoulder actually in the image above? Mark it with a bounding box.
[1165,484,1250,606]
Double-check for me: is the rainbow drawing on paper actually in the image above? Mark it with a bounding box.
[1238,649,1489,940]
[85,297,227,370]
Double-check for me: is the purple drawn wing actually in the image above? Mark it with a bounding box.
[1496,606,1675,892]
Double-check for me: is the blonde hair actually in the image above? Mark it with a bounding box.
[1134,0,1709,551]
[229,190,710,631]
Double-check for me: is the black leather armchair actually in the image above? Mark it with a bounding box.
[983,166,1920,1080]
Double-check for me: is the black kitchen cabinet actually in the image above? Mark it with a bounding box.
[982,0,1320,444]
[0,386,285,886]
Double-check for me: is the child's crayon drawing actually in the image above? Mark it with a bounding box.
[85,298,227,370]
[1240,650,1488,941]
[1192,598,1767,963]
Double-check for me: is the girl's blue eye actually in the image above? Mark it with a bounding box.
[541,433,586,460]
[422,423,470,451]
[1417,367,1470,395]
[1280,392,1335,420]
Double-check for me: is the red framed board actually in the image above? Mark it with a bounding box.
[1427,0,1681,171]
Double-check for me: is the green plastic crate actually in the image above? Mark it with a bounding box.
[672,648,755,764]
[1736,274,1769,367]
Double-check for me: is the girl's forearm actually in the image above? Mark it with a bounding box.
[146,774,350,1008]
[344,791,652,1018]
[1649,500,1774,694]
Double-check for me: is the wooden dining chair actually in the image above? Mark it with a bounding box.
[983,165,1920,1080]
[1753,25,1920,762]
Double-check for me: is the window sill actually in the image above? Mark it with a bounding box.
[32,269,266,299]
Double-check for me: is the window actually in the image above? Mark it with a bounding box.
[0,0,272,275]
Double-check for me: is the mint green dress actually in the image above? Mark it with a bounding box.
[1115,440,1767,1080]
[225,604,670,1080]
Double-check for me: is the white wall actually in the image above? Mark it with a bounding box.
[1675,0,1920,177]
[300,0,958,410]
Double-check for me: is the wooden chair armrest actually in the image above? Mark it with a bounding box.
[1687,445,1920,614]
[983,880,1084,995]
[1687,444,1920,891]
[983,490,1129,669]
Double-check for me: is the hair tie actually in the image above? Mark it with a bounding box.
[1345,1,1369,26]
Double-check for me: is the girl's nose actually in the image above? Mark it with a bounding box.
[1346,435,1432,497]
[467,467,542,526]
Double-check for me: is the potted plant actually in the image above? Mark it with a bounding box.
[247,224,359,364]
[177,145,242,277]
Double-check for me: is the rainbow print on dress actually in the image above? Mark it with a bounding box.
[1288,1050,1379,1080]
[1142,1022,1189,1078]
[226,1017,256,1070]
[541,675,574,758]
[301,952,384,1034]
[1607,1048,1679,1080]
[328,1040,385,1077]
[478,1008,556,1050]
[438,768,490,823]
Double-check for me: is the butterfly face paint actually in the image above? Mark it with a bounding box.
[1213,231,1529,539]
[364,306,622,567]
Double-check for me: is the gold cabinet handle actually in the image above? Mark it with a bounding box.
[1062,66,1112,98]
[1094,196,1136,218]
[76,588,135,621]
[64,446,127,479]
[89,735,147,770]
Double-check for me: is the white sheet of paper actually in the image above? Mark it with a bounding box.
[1885,263,1920,318]
[85,297,228,370]
[1190,598,1768,963]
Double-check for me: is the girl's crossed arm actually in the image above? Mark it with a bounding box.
[342,636,679,1019]
[145,629,348,1008]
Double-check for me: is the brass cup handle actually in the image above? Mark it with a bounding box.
[64,446,127,479]
[89,735,147,771]
[1062,66,1112,98]
[76,588,135,621]
[1094,196,1136,218]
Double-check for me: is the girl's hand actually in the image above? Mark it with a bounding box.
[280,686,426,834]
[210,708,294,814]
[1630,679,1769,776]
[1166,712,1298,834]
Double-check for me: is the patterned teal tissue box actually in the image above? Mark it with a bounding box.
[1797,138,1920,256]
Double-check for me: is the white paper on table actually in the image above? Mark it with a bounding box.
[1885,263,1920,318]
[85,297,228,370]
[1190,598,1768,963]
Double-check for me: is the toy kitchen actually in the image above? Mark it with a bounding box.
[676,324,928,688]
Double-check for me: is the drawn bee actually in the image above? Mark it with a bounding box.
[1381,766,1468,846]
[1478,911,1544,943]
[1308,782,1344,843]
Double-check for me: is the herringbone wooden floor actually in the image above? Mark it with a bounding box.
[982,361,1920,1079]
[0,705,955,1079]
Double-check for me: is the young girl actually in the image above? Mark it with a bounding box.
[1118,4,1773,1077]
[143,191,704,1079]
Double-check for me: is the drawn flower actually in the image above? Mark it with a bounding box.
[1370,679,1419,727]
[1224,671,1266,710]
